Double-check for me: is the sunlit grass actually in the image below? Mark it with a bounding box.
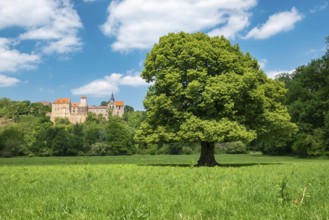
[1,155,328,219]
[0,153,318,166]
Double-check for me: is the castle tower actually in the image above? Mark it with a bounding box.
[78,95,88,117]
[110,92,115,102]
[80,96,87,106]
[108,92,115,108]
[107,92,124,117]
[50,98,71,122]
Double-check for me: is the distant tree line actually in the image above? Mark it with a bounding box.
[0,101,145,157]
[272,37,329,157]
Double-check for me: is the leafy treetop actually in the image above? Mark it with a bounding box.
[135,32,296,147]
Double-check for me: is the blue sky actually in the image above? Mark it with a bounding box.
[0,0,328,110]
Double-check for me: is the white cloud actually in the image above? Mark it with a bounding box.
[208,11,251,39]
[245,7,302,39]
[120,74,150,87]
[0,0,82,71]
[266,69,295,79]
[0,38,40,73]
[42,35,82,55]
[17,0,83,54]
[310,2,328,13]
[72,74,121,97]
[0,0,54,29]
[307,46,326,58]
[71,73,149,97]
[0,74,20,87]
[258,58,268,69]
[101,0,257,52]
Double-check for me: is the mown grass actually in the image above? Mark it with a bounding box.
[0,154,328,219]
[0,154,315,166]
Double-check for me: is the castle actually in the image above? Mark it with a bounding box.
[50,94,124,123]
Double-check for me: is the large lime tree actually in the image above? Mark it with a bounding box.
[135,32,296,166]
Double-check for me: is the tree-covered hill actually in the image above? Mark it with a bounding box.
[0,98,51,121]
[0,98,146,157]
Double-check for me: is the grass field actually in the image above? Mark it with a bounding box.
[0,154,328,219]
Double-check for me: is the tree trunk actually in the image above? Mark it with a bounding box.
[197,142,219,166]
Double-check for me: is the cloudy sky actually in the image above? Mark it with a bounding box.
[0,0,328,110]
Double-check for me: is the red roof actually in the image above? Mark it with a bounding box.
[71,102,79,107]
[53,98,70,104]
[81,96,87,99]
[115,101,124,107]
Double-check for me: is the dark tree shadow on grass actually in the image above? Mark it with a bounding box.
[140,163,282,168]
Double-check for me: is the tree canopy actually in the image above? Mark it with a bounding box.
[135,32,296,166]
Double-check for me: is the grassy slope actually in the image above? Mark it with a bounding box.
[0,155,328,219]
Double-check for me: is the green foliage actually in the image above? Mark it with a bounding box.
[85,112,106,124]
[216,141,247,154]
[277,38,329,156]
[100,101,108,106]
[0,98,50,119]
[292,131,326,157]
[105,117,135,155]
[51,127,70,156]
[136,32,296,158]
[277,176,291,205]
[0,111,138,157]
[67,124,85,155]
[29,102,51,117]
[124,105,134,113]
[123,110,146,135]
[157,142,184,155]
[0,98,141,157]
[88,142,110,156]
[0,127,25,157]
[31,118,136,156]
[83,122,102,147]
[0,98,11,117]
[54,117,70,126]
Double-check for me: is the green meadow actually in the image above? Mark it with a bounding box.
[1,155,328,219]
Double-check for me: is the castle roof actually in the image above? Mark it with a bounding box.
[53,98,71,104]
[81,96,87,99]
[115,101,124,107]
[110,92,115,102]
[71,102,79,107]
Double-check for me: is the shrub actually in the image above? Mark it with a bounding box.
[0,127,25,157]
[106,117,135,155]
[216,141,247,154]
[182,146,193,155]
[292,130,326,157]
[89,142,111,156]
[146,144,158,155]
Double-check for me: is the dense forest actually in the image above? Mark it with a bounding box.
[274,39,329,157]
[1,38,329,157]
